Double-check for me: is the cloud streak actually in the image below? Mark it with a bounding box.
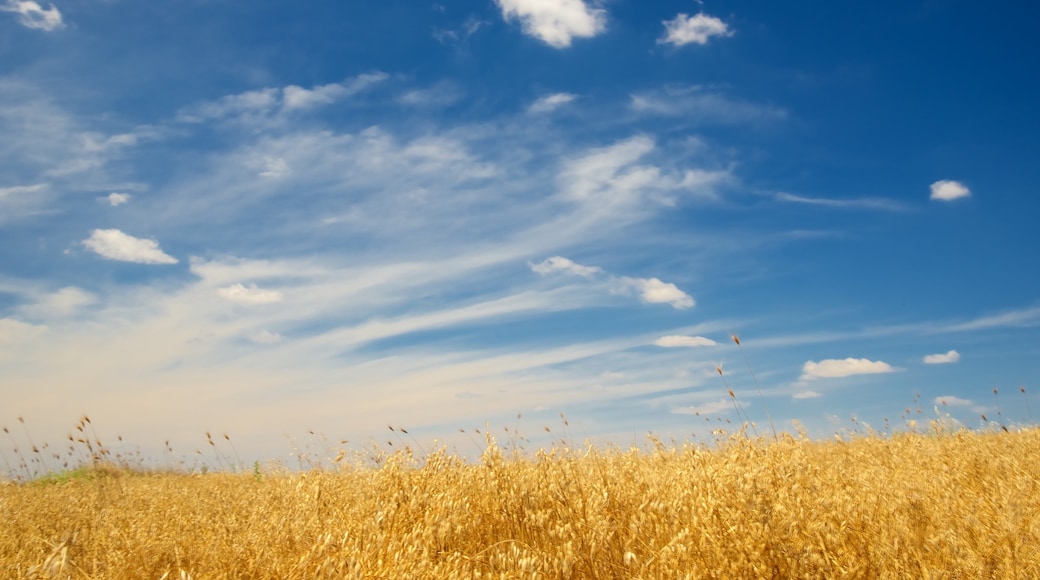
[654,335,716,348]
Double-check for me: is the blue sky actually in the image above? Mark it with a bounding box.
[2,0,1039,464]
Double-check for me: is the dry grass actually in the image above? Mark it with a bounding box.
[3,424,1040,579]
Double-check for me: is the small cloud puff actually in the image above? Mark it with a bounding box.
[495,0,606,48]
[792,390,821,399]
[659,13,732,47]
[529,92,578,114]
[930,180,970,201]
[82,229,178,265]
[654,335,715,348]
[1,0,63,31]
[106,193,131,206]
[618,277,694,309]
[800,358,895,380]
[217,284,284,305]
[923,350,960,364]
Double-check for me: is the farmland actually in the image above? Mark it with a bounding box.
[3,423,1039,578]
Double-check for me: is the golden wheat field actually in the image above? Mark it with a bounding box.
[3,423,1040,579]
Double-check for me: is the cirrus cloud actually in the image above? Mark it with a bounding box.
[217,283,284,305]
[654,335,716,348]
[530,256,602,278]
[82,229,178,265]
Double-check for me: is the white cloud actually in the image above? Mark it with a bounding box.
[256,157,289,179]
[672,399,732,415]
[934,395,973,407]
[530,256,602,278]
[530,257,693,309]
[1,0,63,31]
[930,180,970,201]
[941,306,1040,332]
[659,13,732,47]
[923,350,960,364]
[82,229,178,265]
[774,192,906,212]
[792,390,821,399]
[618,277,694,310]
[495,0,606,48]
[177,73,387,123]
[558,135,727,209]
[397,82,462,107]
[629,86,786,124]
[800,358,895,380]
[528,92,578,114]
[217,283,284,305]
[0,317,46,344]
[106,192,131,206]
[0,183,47,199]
[19,286,96,318]
[250,329,283,344]
[654,335,715,348]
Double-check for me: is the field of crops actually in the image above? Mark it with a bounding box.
[3,424,1040,579]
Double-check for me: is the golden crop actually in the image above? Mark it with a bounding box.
[3,426,1040,579]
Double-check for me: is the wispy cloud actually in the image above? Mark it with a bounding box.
[530,256,695,310]
[800,358,895,380]
[18,287,96,319]
[217,284,284,305]
[935,395,973,407]
[82,229,178,265]
[659,13,732,47]
[397,82,462,108]
[774,192,907,211]
[940,306,1040,332]
[923,350,960,364]
[654,335,716,348]
[1,0,63,31]
[559,135,728,211]
[528,92,578,114]
[629,86,786,125]
[930,180,970,201]
[495,0,606,48]
[530,256,602,278]
[0,317,46,344]
[672,399,732,415]
[177,73,388,124]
